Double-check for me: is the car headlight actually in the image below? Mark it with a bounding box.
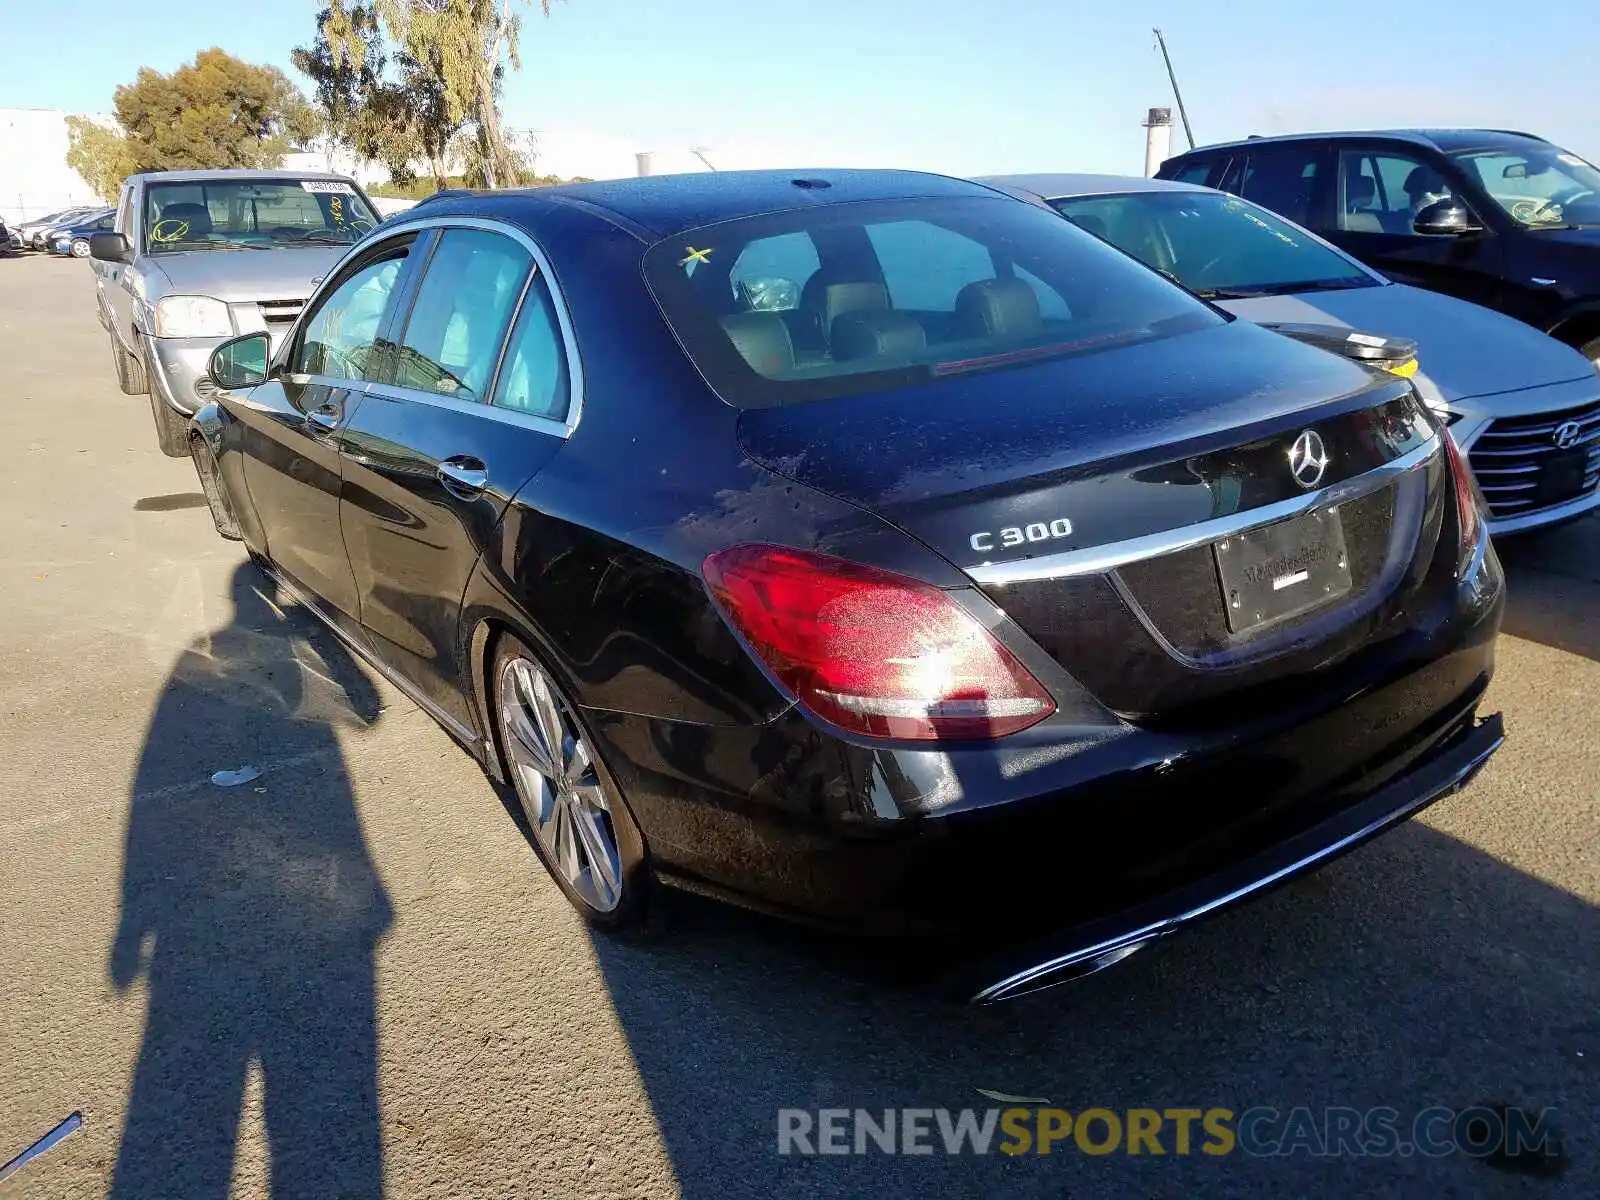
[152,295,233,338]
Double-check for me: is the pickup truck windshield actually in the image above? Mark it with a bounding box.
[142,179,379,253]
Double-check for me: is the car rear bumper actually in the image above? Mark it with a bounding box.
[959,709,1503,1002]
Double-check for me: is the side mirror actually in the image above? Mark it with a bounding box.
[1413,200,1483,237]
[88,232,131,263]
[208,333,271,391]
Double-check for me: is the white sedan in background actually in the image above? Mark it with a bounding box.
[982,173,1600,535]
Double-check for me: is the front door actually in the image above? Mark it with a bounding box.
[1324,146,1505,310]
[339,224,576,726]
[237,234,418,625]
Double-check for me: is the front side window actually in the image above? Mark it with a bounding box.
[1054,190,1375,297]
[1336,149,1454,234]
[391,229,533,401]
[1450,144,1600,228]
[1237,146,1324,226]
[642,195,1222,408]
[296,248,408,381]
[143,179,380,253]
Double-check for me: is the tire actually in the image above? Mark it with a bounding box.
[150,386,190,458]
[112,334,147,396]
[71,238,90,258]
[491,634,648,930]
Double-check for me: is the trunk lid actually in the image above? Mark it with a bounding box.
[738,320,1451,722]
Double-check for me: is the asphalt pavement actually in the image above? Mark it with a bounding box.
[0,251,1595,1198]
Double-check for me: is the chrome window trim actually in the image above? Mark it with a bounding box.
[343,212,585,439]
[966,432,1441,586]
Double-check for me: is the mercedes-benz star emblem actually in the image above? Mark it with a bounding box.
[1552,419,1584,450]
[1288,429,1330,490]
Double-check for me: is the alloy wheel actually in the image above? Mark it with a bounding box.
[497,655,624,913]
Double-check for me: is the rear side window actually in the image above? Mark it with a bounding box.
[1237,146,1324,226]
[494,273,571,421]
[392,229,532,401]
[642,195,1222,408]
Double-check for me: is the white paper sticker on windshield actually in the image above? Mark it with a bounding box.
[301,180,355,194]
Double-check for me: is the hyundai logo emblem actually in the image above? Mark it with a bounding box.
[1288,429,1330,490]
[1552,419,1584,450]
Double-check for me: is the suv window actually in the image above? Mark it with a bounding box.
[1338,149,1454,234]
[1166,158,1217,187]
[1237,146,1323,226]
[392,229,533,401]
[297,244,410,381]
[1450,145,1600,228]
[494,272,571,421]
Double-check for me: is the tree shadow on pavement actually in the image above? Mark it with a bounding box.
[109,560,390,1199]
[588,818,1596,1199]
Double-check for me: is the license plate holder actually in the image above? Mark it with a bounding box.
[1214,507,1353,635]
[1534,447,1590,507]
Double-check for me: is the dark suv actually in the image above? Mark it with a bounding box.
[1158,129,1600,367]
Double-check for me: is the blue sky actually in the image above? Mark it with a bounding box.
[6,0,1600,175]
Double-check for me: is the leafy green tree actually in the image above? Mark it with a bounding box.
[114,48,318,172]
[65,116,138,203]
[295,2,460,190]
[375,0,553,188]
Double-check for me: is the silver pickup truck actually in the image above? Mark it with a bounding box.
[90,168,382,455]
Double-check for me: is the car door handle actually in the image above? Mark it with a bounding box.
[306,408,341,434]
[437,457,489,497]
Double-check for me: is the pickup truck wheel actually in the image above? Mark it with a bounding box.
[112,335,147,396]
[150,388,190,458]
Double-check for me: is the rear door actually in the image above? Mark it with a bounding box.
[1326,144,1504,309]
[236,232,418,626]
[338,219,577,727]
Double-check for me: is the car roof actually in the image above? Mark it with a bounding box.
[413,169,1003,239]
[130,168,362,185]
[978,173,1205,201]
[1170,129,1552,157]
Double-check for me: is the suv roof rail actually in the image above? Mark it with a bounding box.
[1482,128,1547,142]
[412,187,475,207]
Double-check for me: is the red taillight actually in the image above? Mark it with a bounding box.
[702,544,1055,740]
[1439,427,1483,553]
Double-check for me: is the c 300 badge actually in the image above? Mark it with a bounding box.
[969,517,1073,554]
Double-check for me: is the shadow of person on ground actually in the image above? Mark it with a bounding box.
[109,560,390,1199]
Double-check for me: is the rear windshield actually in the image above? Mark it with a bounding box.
[641,195,1225,407]
[143,179,380,253]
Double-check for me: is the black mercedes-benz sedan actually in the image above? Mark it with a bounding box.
[188,169,1506,1002]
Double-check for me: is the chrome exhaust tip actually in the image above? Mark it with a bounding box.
[970,938,1154,1005]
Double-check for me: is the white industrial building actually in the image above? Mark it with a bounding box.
[0,108,113,225]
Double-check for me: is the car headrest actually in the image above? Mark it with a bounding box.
[1404,166,1446,199]
[831,310,927,363]
[159,202,213,237]
[955,278,1042,339]
[801,274,889,341]
[721,312,796,377]
[1347,175,1376,206]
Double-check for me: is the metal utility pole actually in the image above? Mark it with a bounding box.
[1152,28,1195,150]
[690,146,718,172]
